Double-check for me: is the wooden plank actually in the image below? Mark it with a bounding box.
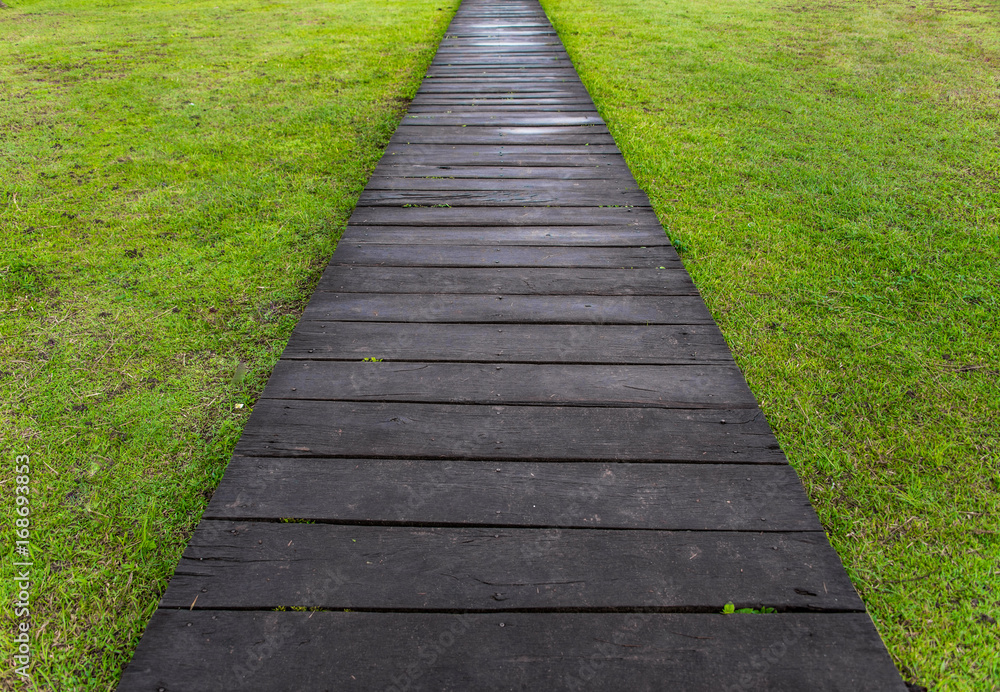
[383,142,621,160]
[329,245,680,268]
[206,458,823,531]
[302,293,710,324]
[431,59,575,67]
[407,104,600,113]
[234,400,784,463]
[407,97,595,106]
[261,362,755,408]
[160,522,858,611]
[317,266,691,294]
[378,153,626,166]
[421,78,583,86]
[362,177,634,193]
[118,612,906,692]
[347,207,660,227]
[357,188,648,207]
[372,164,633,179]
[391,125,612,140]
[424,68,581,77]
[281,323,735,364]
[339,225,672,246]
[402,114,605,125]
[433,48,569,56]
[384,144,621,156]
[381,150,620,165]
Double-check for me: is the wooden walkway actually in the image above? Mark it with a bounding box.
[119,0,905,689]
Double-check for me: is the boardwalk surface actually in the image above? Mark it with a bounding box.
[119,0,905,689]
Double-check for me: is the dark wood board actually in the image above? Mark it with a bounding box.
[118,611,906,692]
[384,144,621,156]
[281,322,735,364]
[407,104,599,113]
[234,400,784,463]
[391,124,612,139]
[402,114,606,125]
[423,69,581,77]
[338,225,672,246]
[356,188,647,207]
[347,207,660,227]
[380,152,624,167]
[160,522,858,611]
[260,361,755,409]
[301,293,710,325]
[329,245,680,268]
[373,164,632,179]
[422,73,579,80]
[406,99,596,109]
[206,457,823,531]
[363,176,635,193]
[430,55,573,63]
[317,266,691,295]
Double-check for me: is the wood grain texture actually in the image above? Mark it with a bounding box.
[281,322,734,364]
[378,152,624,167]
[160,522,860,611]
[118,611,906,692]
[372,164,632,179]
[207,458,823,530]
[363,176,636,192]
[390,125,612,144]
[357,188,646,207]
[301,294,712,325]
[338,225,672,246]
[330,245,680,267]
[260,361,755,408]
[234,400,784,463]
[402,113,606,125]
[316,266,694,294]
[348,206,661,227]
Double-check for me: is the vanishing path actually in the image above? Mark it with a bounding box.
[119,0,904,688]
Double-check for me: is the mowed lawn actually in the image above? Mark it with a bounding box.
[539,0,999,689]
[1,0,997,690]
[0,0,457,688]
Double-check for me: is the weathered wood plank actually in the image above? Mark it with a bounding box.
[207,458,823,531]
[234,400,784,463]
[339,225,671,246]
[402,114,606,125]
[372,164,631,179]
[357,188,647,207]
[118,612,906,692]
[160,522,859,611]
[407,104,599,113]
[329,245,680,268]
[390,125,612,143]
[347,207,660,227]
[363,176,634,192]
[301,294,711,325]
[317,266,691,294]
[380,152,622,167]
[384,143,620,156]
[261,362,754,408]
[281,323,734,364]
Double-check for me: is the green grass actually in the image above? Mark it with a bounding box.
[0,0,457,688]
[539,0,999,688]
